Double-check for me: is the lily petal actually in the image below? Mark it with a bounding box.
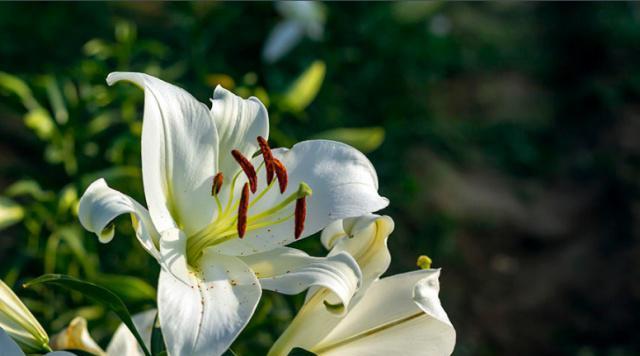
[276,1,325,39]
[107,72,219,235]
[320,214,394,298]
[0,328,72,356]
[313,270,456,356]
[106,310,156,356]
[211,85,269,179]
[215,140,389,256]
[240,247,361,313]
[262,20,305,63]
[78,179,159,260]
[0,327,24,356]
[157,229,261,356]
[49,317,105,356]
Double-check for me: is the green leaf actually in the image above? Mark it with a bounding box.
[81,166,141,189]
[61,349,97,356]
[150,311,165,356]
[311,127,386,153]
[288,348,317,356]
[0,196,24,230]
[57,226,98,276]
[58,185,79,216]
[24,274,152,356]
[83,39,113,59]
[222,349,239,356]
[24,108,56,140]
[0,71,39,110]
[5,180,54,201]
[392,1,443,23]
[282,60,326,112]
[44,75,69,125]
[93,274,156,303]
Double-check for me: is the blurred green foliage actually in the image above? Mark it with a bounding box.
[0,2,639,356]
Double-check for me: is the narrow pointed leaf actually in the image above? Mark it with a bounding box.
[24,274,151,356]
[150,312,165,356]
[0,196,24,230]
[92,274,156,303]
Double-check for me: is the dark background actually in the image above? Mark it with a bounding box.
[0,2,639,355]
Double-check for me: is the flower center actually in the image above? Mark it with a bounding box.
[186,136,312,264]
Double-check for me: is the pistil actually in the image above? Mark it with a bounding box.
[186,138,312,264]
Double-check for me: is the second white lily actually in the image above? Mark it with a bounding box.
[269,215,456,356]
[78,72,388,356]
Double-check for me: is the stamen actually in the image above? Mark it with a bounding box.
[294,196,306,239]
[232,149,258,193]
[257,136,275,185]
[237,183,250,238]
[211,172,224,195]
[273,158,288,193]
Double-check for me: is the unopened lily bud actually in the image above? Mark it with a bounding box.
[0,280,50,353]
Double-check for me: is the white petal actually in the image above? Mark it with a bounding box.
[262,20,305,63]
[215,140,389,256]
[0,327,24,356]
[157,229,261,356]
[106,310,156,356]
[276,1,326,39]
[78,179,159,260]
[210,85,269,179]
[313,270,456,356]
[49,317,104,356]
[107,72,219,235]
[240,248,361,313]
[321,214,394,298]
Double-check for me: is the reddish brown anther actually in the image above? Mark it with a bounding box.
[294,196,306,239]
[231,149,257,193]
[212,172,224,195]
[237,183,250,238]
[272,158,288,193]
[257,136,275,185]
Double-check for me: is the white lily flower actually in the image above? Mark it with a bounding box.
[0,279,50,354]
[49,317,105,356]
[262,1,326,63]
[78,72,388,356]
[270,215,456,356]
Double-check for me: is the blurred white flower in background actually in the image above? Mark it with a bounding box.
[262,1,327,63]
